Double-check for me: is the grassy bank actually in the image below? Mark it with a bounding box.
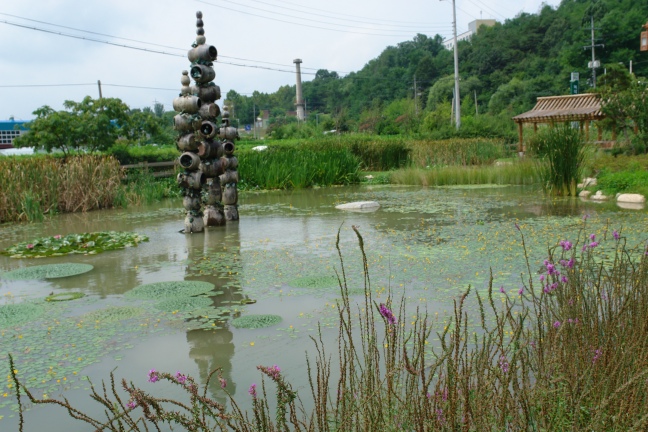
[9,225,648,430]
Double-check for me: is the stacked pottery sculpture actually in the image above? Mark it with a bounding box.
[173,11,240,233]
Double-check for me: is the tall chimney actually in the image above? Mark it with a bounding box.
[293,59,305,121]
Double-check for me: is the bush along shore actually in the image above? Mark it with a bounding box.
[7,224,648,430]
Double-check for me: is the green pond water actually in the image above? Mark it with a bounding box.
[1,184,647,430]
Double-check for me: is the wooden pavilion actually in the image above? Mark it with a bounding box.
[512,93,606,153]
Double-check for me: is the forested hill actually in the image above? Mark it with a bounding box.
[226,0,648,130]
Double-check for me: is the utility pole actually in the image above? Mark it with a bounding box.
[253,103,256,139]
[584,16,604,88]
[97,80,103,99]
[449,0,461,128]
[414,74,418,116]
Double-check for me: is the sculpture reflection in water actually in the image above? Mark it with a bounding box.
[183,223,244,403]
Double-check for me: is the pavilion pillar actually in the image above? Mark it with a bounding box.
[597,124,602,141]
[585,121,590,142]
[517,122,524,154]
[533,123,538,133]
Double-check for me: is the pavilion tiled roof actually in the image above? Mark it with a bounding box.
[512,93,605,123]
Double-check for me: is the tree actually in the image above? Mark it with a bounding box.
[14,97,151,155]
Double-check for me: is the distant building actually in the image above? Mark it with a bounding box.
[0,118,28,149]
[443,19,497,50]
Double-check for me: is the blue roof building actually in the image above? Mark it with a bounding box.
[0,119,28,149]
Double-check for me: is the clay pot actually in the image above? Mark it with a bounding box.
[190,64,215,84]
[184,213,205,233]
[222,184,238,205]
[177,171,205,190]
[203,205,225,226]
[222,141,235,156]
[224,205,239,221]
[205,180,222,205]
[200,158,224,178]
[183,194,201,211]
[173,96,201,113]
[188,44,217,63]
[177,134,198,152]
[179,152,201,170]
[219,127,239,141]
[199,121,218,139]
[197,141,223,159]
[198,103,220,120]
[219,170,239,185]
[174,114,200,133]
[191,84,221,103]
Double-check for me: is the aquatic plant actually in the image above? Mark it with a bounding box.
[1,263,93,280]
[1,232,148,258]
[154,297,213,313]
[230,314,282,329]
[45,292,85,302]
[125,281,215,300]
[81,306,146,323]
[0,303,46,328]
[288,275,339,289]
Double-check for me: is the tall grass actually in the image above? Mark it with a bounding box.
[390,159,539,186]
[122,169,181,205]
[407,138,508,167]
[0,155,122,223]
[528,125,586,196]
[238,146,360,189]
[9,224,648,430]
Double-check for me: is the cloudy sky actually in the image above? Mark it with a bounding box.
[0,0,561,120]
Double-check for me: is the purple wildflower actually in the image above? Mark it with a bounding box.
[175,371,187,384]
[561,275,568,284]
[219,377,227,388]
[613,230,620,241]
[518,287,523,295]
[379,303,397,325]
[499,356,509,373]
[583,214,589,221]
[589,233,596,241]
[248,383,257,398]
[53,235,62,240]
[559,240,573,251]
[126,400,137,409]
[592,349,602,364]
[567,258,574,269]
[26,244,34,249]
[258,365,281,380]
[553,321,561,329]
[539,275,545,282]
[147,369,159,383]
[499,286,505,293]
[589,241,598,248]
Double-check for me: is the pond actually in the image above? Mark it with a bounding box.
[1,184,647,430]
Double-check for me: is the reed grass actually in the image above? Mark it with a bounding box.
[0,155,123,223]
[390,159,540,186]
[528,125,586,196]
[238,146,360,190]
[9,223,648,430]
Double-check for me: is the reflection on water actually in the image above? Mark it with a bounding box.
[1,185,647,430]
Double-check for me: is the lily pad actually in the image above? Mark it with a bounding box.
[82,306,145,323]
[126,281,215,300]
[231,314,282,329]
[155,297,213,312]
[45,292,85,302]
[289,275,339,289]
[0,303,46,328]
[1,263,94,280]
[1,231,149,258]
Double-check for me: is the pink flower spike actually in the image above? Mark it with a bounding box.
[613,230,620,240]
[553,321,561,328]
[26,244,34,249]
[53,235,62,240]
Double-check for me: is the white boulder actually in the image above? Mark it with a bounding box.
[617,193,645,204]
[578,190,591,198]
[578,177,597,188]
[335,201,380,211]
[590,190,609,201]
[252,145,268,151]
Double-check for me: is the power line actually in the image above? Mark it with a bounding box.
[194,0,432,37]
[237,0,452,29]
[0,19,317,75]
[0,12,327,72]
[247,0,438,25]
